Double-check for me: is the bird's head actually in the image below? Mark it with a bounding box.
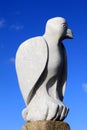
[45,17,73,41]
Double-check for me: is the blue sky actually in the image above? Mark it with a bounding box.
[0,0,87,130]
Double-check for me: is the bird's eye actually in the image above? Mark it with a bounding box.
[63,24,67,29]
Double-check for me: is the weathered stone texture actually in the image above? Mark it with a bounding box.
[22,121,70,130]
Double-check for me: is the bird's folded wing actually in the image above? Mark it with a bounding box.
[15,37,48,105]
[62,45,67,99]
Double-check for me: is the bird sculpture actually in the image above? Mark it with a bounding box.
[15,17,73,121]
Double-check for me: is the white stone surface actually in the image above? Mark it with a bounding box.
[15,17,73,121]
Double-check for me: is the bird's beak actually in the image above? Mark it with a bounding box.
[66,28,73,39]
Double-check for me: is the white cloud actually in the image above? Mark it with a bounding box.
[10,24,24,31]
[82,84,87,92]
[0,18,5,28]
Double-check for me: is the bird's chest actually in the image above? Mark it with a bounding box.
[47,44,63,74]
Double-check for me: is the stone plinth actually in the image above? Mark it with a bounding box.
[22,121,70,130]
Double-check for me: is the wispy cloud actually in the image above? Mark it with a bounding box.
[0,18,5,28]
[9,57,15,64]
[0,44,4,49]
[82,84,87,93]
[0,17,24,31]
[15,11,21,15]
[10,24,24,31]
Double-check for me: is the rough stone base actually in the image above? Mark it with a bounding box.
[22,121,70,130]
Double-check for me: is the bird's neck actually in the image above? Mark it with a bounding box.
[43,33,61,45]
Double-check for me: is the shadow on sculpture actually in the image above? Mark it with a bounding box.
[15,17,73,124]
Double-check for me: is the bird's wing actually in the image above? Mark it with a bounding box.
[61,44,67,100]
[15,37,48,105]
[57,43,67,101]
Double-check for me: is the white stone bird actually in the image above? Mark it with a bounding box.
[15,17,73,121]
